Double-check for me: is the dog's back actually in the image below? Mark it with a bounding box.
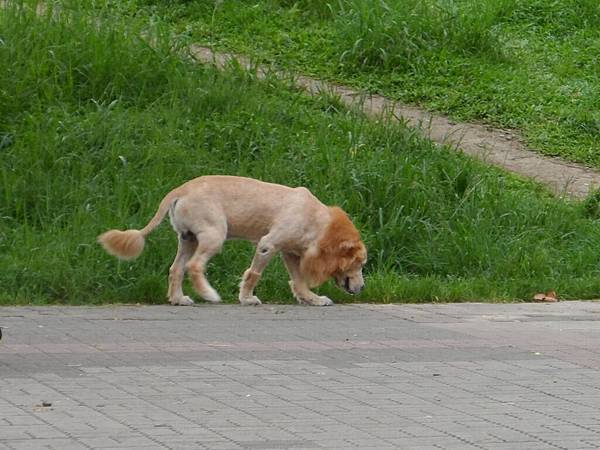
[172,176,327,242]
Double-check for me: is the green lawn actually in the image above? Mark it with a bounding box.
[2,1,600,304]
[111,0,600,166]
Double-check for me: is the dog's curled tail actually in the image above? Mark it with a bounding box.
[97,189,181,261]
[97,229,145,260]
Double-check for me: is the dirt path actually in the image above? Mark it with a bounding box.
[190,45,600,200]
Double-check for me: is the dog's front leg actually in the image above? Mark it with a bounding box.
[239,238,277,305]
[282,253,333,306]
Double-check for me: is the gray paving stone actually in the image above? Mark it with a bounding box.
[2,302,600,449]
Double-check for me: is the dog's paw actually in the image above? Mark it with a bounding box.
[314,296,334,306]
[170,296,195,306]
[202,288,222,303]
[296,295,334,306]
[239,295,262,306]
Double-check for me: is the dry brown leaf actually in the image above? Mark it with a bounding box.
[533,291,559,302]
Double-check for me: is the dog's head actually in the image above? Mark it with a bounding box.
[300,207,367,295]
[329,238,367,295]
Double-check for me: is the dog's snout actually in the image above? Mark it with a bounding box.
[351,283,364,295]
[342,277,364,295]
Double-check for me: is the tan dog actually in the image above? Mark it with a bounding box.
[98,175,367,306]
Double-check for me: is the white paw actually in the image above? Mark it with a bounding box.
[170,296,195,306]
[239,295,262,306]
[296,295,334,306]
[314,296,334,306]
[202,288,222,303]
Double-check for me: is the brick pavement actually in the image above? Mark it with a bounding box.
[2,302,600,449]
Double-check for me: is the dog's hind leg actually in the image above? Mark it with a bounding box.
[282,252,333,306]
[185,229,225,303]
[239,236,278,306]
[167,233,197,306]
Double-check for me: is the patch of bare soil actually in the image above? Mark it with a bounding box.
[189,45,600,200]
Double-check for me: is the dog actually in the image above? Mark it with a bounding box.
[98,175,367,306]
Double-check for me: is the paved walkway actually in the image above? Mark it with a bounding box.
[2,302,600,449]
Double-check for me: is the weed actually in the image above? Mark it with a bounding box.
[3,1,600,304]
[130,0,600,166]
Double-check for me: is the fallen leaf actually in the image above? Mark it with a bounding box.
[533,291,558,302]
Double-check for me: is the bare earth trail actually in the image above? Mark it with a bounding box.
[190,45,600,200]
[3,2,597,198]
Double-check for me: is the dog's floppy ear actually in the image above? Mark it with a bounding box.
[334,240,357,271]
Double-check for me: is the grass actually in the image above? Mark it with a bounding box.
[3,1,600,305]
[114,0,600,166]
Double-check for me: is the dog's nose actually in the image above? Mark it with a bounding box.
[353,284,365,295]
